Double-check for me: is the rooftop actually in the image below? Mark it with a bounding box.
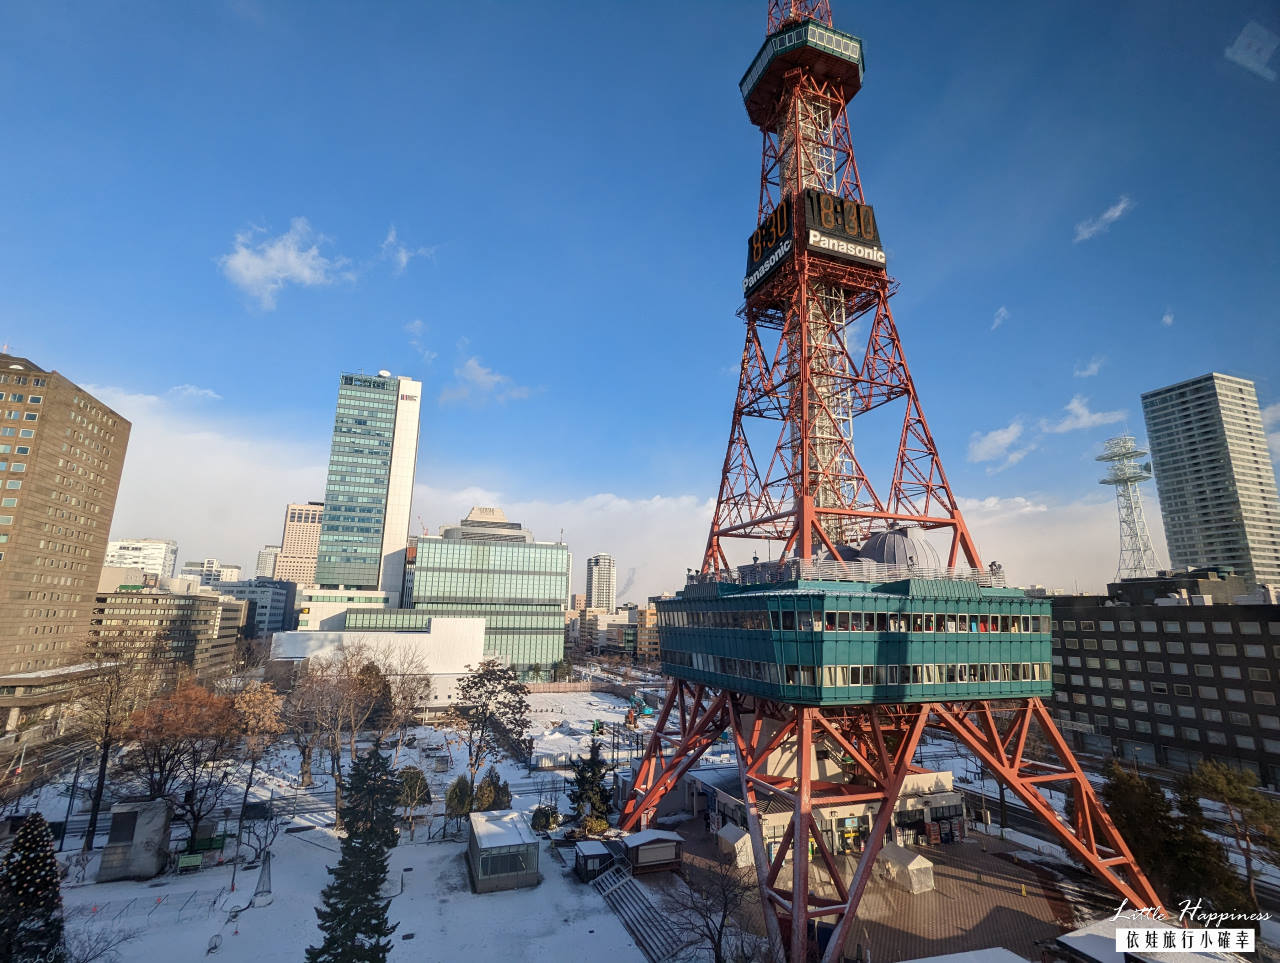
[469,809,539,848]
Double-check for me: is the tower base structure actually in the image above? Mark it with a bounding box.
[621,681,1162,963]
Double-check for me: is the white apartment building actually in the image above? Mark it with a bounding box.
[104,538,178,578]
[1142,372,1280,588]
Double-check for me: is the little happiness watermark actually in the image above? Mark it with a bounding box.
[1112,898,1269,954]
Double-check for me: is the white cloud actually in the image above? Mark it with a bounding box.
[968,420,1023,463]
[403,319,437,364]
[381,226,437,275]
[1263,402,1280,462]
[1161,310,1174,327]
[438,357,530,404]
[957,493,1167,593]
[1039,394,1125,433]
[219,217,351,309]
[1072,356,1104,378]
[88,385,327,572]
[168,384,221,401]
[990,306,1009,331]
[1224,21,1278,81]
[1073,195,1134,243]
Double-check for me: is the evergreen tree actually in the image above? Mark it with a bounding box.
[568,739,613,823]
[1186,760,1280,910]
[306,745,401,963]
[445,775,472,824]
[1167,778,1249,910]
[0,813,65,963]
[473,767,511,812]
[1099,759,1177,898]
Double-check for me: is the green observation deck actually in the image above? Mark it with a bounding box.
[657,576,1051,707]
[739,19,865,127]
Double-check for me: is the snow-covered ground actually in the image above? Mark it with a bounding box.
[11,688,670,961]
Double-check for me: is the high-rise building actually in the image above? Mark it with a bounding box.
[255,544,281,578]
[345,507,570,674]
[0,354,131,730]
[586,554,616,611]
[1142,373,1280,588]
[314,371,421,594]
[104,538,177,578]
[179,558,240,585]
[0,358,130,727]
[273,501,324,584]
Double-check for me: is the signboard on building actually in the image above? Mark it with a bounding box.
[802,188,885,267]
[742,197,793,297]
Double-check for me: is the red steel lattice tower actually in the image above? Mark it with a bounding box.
[620,5,1163,963]
[705,0,980,574]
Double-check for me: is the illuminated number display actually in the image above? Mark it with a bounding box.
[802,188,885,267]
[742,198,794,297]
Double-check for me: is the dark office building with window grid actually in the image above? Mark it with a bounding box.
[1048,567,1280,787]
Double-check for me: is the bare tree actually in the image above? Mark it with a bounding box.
[67,637,167,850]
[367,642,432,765]
[62,909,140,963]
[282,665,327,788]
[239,808,284,865]
[661,860,767,963]
[447,659,530,796]
[168,683,240,843]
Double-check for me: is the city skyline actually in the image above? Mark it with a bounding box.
[4,2,1278,600]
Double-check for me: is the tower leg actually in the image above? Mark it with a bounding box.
[623,693,1163,961]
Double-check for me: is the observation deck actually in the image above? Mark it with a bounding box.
[739,19,865,127]
[657,572,1051,707]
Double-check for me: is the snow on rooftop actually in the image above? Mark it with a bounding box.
[575,840,610,857]
[622,829,682,848]
[1,661,102,681]
[899,951,1027,963]
[470,809,539,849]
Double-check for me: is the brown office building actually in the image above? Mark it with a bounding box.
[273,501,324,584]
[0,355,131,730]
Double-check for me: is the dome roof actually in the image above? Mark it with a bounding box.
[858,526,941,570]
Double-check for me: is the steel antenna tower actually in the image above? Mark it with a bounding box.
[620,5,1163,962]
[1098,434,1161,580]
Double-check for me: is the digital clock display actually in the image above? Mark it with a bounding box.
[742,198,794,297]
[802,188,885,267]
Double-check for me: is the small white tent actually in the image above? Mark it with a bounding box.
[716,823,751,868]
[875,844,934,894]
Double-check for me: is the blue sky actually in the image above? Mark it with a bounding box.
[2,1,1278,599]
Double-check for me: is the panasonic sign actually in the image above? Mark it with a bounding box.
[742,238,793,295]
[806,229,886,267]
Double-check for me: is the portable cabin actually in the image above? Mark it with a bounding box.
[574,839,612,882]
[466,810,540,893]
[621,828,683,874]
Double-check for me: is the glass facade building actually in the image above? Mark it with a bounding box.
[347,528,570,673]
[314,372,420,591]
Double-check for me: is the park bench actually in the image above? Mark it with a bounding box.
[177,853,203,874]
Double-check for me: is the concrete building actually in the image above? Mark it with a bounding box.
[0,354,131,730]
[269,618,485,708]
[273,502,324,584]
[90,590,248,686]
[314,371,421,596]
[586,553,616,612]
[104,538,177,579]
[345,507,570,675]
[1142,372,1280,588]
[214,577,295,637]
[297,586,394,631]
[255,544,280,578]
[179,558,241,585]
[1047,567,1280,786]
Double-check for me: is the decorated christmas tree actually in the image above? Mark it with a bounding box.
[0,812,65,963]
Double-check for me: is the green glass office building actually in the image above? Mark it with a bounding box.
[313,371,421,593]
[344,508,570,674]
